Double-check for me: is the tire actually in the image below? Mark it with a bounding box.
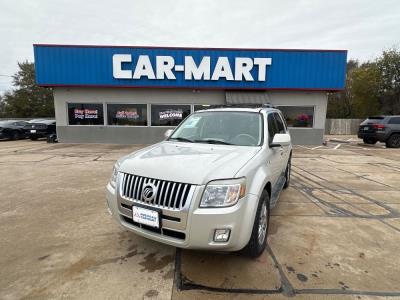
[283,157,291,189]
[30,137,38,141]
[47,134,57,143]
[11,131,20,140]
[386,134,400,148]
[363,137,377,145]
[241,190,270,258]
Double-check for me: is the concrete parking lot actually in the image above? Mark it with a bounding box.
[1,138,400,300]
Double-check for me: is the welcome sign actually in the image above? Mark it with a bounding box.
[34,45,347,90]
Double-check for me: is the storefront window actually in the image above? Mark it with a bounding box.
[107,104,147,126]
[151,104,191,126]
[277,106,314,128]
[194,104,212,111]
[68,103,104,125]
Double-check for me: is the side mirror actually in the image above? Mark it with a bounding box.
[270,133,291,148]
[164,129,174,139]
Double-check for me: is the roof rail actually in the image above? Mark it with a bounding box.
[204,103,275,109]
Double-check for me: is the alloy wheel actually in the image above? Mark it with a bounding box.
[392,135,400,148]
[258,201,268,245]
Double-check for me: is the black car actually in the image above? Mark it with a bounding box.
[24,119,56,140]
[0,120,28,140]
[358,116,400,148]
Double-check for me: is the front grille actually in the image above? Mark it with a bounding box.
[121,173,192,210]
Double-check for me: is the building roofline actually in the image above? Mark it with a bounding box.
[33,43,347,53]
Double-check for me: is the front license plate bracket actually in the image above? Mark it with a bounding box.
[132,203,161,228]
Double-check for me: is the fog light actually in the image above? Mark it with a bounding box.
[214,229,231,242]
[106,200,113,215]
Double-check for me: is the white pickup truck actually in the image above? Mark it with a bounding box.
[106,105,292,257]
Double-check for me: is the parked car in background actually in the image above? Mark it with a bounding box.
[0,120,28,140]
[24,119,56,140]
[358,116,400,148]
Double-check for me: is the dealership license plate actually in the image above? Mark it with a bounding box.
[30,130,36,133]
[132,206,160,228]
[363,126,369,131]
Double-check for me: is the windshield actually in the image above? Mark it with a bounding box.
[30,119,55,125]
[0,121,13,126]
[169,111,263,146]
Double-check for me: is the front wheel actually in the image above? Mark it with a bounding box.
[11,131,20,140]
[241,190,270,258]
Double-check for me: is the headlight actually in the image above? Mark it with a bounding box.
[110,161,120,188]
[200,178,246,208]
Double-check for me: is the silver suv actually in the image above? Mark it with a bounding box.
[106,106,292,257]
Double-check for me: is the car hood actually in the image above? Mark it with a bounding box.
[119,141,260,185]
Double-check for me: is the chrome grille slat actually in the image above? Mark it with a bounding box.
[137,177,144,201]
[157,181,165,206]
[125,174,132,198]
[168,183,176,209]
[164,182,171,207]
[121,173,127,196]
[132,176,139,199]
[128,175,135,198]
[134,176,141,200]
[154,180,161,206]
[120,173,192,210]
[179,184,188,209]
[172,183,181,208]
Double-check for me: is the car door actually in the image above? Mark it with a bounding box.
[273,112,290,169]
[266,113,282,187]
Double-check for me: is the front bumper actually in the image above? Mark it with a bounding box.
[106,182,258,251]
[28,131,48,138]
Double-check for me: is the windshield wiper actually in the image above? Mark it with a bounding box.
[169,137,194,143]
[194,139,234,145]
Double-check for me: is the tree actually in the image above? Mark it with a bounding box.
[0,94,5,117]
[351,62,381,117]
[377,48,400,114]
[1,61,54,118]
[327,60,359,118]
[328,46,400,119]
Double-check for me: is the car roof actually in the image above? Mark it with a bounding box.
[194,105,280,114]
[0,120,18,124]
[30,119,56,124]
[368,115,400,119]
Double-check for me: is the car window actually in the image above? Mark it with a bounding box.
[274,112,286,133]
[170,111,263,146]
[366,116,385,124]
[267,113,278,145]
[388,117,400,124]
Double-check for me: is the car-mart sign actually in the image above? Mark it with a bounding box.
[34,45,347,90]
[113,54,271,82]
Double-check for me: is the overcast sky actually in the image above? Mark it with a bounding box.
[1,0,399,94]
